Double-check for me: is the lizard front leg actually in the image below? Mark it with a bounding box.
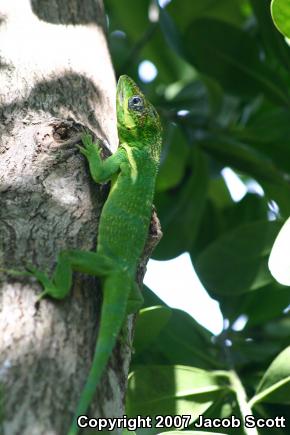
[80,133,126,183]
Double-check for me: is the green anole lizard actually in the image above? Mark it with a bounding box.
[7,75,162,435]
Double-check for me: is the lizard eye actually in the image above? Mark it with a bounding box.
[128,95,144,111]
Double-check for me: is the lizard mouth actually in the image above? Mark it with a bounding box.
[118,88,124,105]
[117,75,126,107]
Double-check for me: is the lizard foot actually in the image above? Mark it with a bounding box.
[78,134,102,160]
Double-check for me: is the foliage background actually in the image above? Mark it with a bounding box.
[105,1,290,434]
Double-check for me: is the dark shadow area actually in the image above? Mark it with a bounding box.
[0,71,114,270]
[30,0,105,26]
[0,72,108,142]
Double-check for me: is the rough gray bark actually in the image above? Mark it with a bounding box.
[0,1,162,434]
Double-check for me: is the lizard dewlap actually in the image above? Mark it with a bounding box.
[21,75,162,435]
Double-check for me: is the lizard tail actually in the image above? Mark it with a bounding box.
[68,271,132,435]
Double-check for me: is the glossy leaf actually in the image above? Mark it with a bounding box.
[127,365,228,419]
[251,346,290,405]
[223,194,269,230]
[261,180,290,217]
[190,200,224,260]
[238,283,290,328]
[165,79,214,115]
[184,18,289,105]
[132,304,218,370]
[106,0,151,41]
[199,135,290,215]
[154,147,208,260]
[167,0,247,33]
[251,0,290,71]
[134,306,172,352]
[158,4,184,56]
[236,108,290,145]
[195,221,282,295]
[271,0,290,37]
[234,108,290,173]
[156,125,189,192]
[199,136,285,186]
[229,339,282,368]
[265,317,290,339]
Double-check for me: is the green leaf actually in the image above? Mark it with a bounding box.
[134,306,172,352]
[265,317,290,339]
[239,283,290,328]
[223,194,269,231]
[202,397,245,435]
[106,0,152,72]
[106,0,151,41]
[190,200,223,260]
[251,346,290,405]
[156,125,189,192]
[230,339,282,367]
[132,307,219,370]
[154,147,208,260]
[237,108,290,144]
[126,365,228,419]
[261,180,290,217]
[106,0,184,83]
[167,0,247,33]
[158,4,184,57]
[201,75,224,117]
[142,28,188,84]
[184,18,289,105]
[199,135,290,216]
[199,135,285,186]
[195,220,281,295]
[234,107,290,173]
[208,176,232,210]
[271,0,290,38]
[165,79,213,116]
[251,0,290,71]
[143,285,166,308]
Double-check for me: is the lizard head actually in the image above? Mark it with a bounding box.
[116,75,162,158]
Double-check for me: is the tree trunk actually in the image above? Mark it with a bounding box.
[0,1,139,434]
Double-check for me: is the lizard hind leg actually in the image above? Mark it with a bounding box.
[28,250,113,300]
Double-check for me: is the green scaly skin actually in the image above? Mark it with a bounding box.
[23,75,162,434]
